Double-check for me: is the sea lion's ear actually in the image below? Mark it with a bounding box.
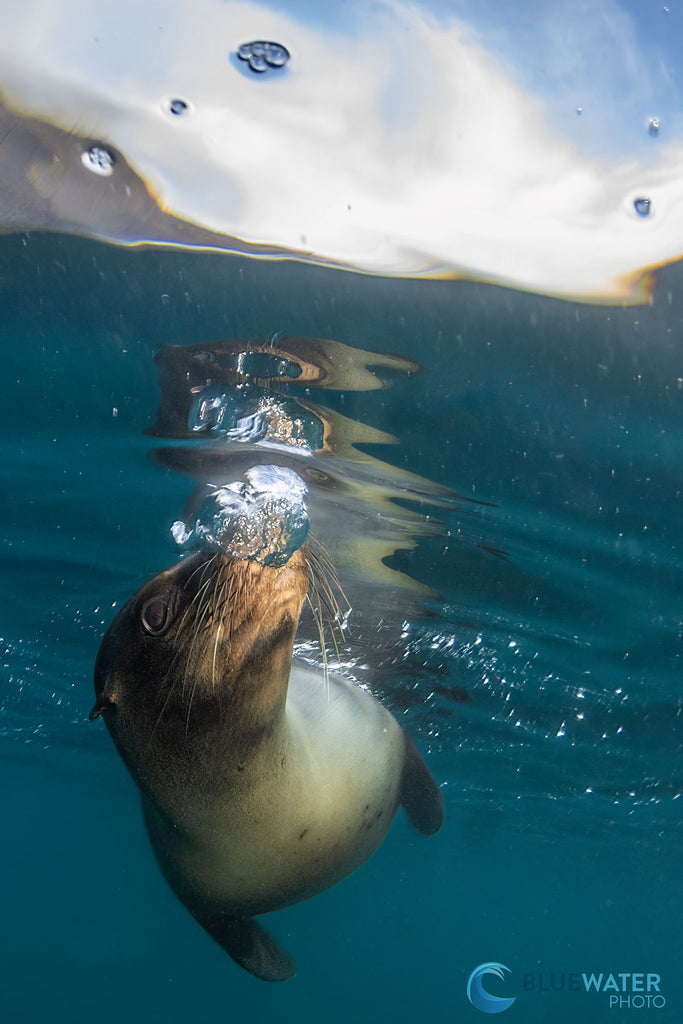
[89,695,116,720]
[189,905,296,982]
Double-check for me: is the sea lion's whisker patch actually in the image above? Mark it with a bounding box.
[184,575,217,715]
[177,583,211,702]
[151,602,205,734]
[148,666,183,744]
[304,538,350,677]
[307,538,349,622]
[305,591,330,704]
[184,583,215,729]
[221,573,236,635]
[209,574,228,691]
[173,567,214,656]
[212,619,223,691]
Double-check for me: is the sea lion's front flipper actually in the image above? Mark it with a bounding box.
[192,906,296,982]
[400,735,444,836]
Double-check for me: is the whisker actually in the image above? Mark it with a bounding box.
[185,571,218,731]
[305,537,351,675]
[212,619,223,691]
[305,590,330,705]
[210,571,228,691]
[173,560,215,656]
[179,572,215,702]
[147,560,220,745]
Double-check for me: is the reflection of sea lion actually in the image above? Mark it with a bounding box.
[90,548,443,982]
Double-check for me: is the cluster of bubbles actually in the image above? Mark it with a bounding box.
[236,40,290,73]
[172,466,309,568]
[81,146,114,176]
[79,38,291,175]
[188,389,319,449]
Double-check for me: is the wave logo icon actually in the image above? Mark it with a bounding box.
[466,962,516,1014]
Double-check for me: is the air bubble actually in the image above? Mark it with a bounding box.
[634,197,651,217]
[81,146,114,176]
[173,466,309,567]
[249,53,268,73]
[263,44,289,67]
[169,98,189,117]
[236,40,290,74]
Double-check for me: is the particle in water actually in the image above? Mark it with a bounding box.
[237,40,290,74]
[169,98,189,116]
[634,197,651,217]
[81,145,114,176]
[648,117,660,137]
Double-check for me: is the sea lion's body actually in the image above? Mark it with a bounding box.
[92,549,443,981]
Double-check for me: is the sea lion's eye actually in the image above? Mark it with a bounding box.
[141,596,171,636]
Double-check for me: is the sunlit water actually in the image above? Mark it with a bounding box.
[1,232,681,1022]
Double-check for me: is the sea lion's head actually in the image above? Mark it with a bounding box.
[91,548,309,789]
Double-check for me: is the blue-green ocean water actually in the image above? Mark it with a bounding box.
[1,232,681,1022]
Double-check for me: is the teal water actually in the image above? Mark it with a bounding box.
[1,232,681,1022]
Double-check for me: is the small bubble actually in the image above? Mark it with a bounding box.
[81,145,114,176]
[171,520,191,545]
[264,44,289,67]
[648,117,660,137]
[168,98,189,116]
[112,407,118,418]
[634,197,651,217]
[249,53,268,73]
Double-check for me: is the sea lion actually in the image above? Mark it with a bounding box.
[90,547,443,981]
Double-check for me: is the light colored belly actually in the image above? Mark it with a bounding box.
[146,665,406,914]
